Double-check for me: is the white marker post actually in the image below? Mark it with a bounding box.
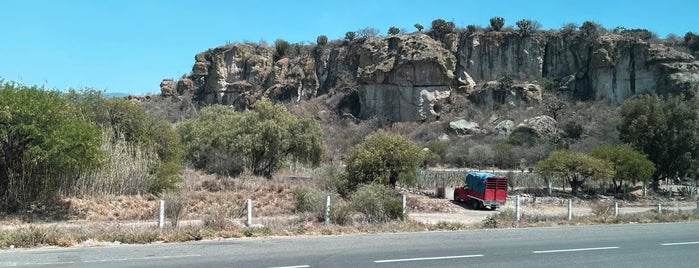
[402,194,407,217]
[614,202,619,217]
[515,195,520,221]
[567,199,572,221]
[325,195,331,225]
[158,199,165,229]
[657,203,662,215]
[246,199,252,227]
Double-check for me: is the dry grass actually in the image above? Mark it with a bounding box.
[2,168,698,249]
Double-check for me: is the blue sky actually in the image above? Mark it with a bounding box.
[2,0,698,95]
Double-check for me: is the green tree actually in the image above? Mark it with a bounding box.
[274,39,291,60]
[430,19,455,39]
[685,32,699,52]
[490,17,505,31]
[67,89,183,193]
[589,145,655,193]
[580,21,603,40]
[0,81,102,207]
[414,23,424,32]
[423,140,447,166]
[534,150,613,196]
[345,31,356,41]
[388,26,400,35]
[618,94,699,186]
[345,132,424,190]
[179,100,323,178]
[516,19,541,35]
[316,35,328,46]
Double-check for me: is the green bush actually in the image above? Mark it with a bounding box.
[414,23,424,32]
[430,19,455,39]
[350,184,404,223]
[564,121,584,139]
[316,35,328,46]
[330,201,353,225]
[388,26,400,35]
[274,39,291,60]
[490,17,505,31]
[292,188,324,213]
[345,31,356,41]
[516,19,541,35]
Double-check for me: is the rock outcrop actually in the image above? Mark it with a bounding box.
[167,28,699,122]
[511,115,561,140]
[448,119,484,136]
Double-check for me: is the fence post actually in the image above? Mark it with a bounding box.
[567,199,572,221]
[325,195,331,225]
[657,203,662,215]
[246,199,252,226]
[614,202,619,217]
[515,195,520,221]
[402,194,407,216]
[158,199,165,229]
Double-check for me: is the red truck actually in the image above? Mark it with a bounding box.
[453,172,508,210]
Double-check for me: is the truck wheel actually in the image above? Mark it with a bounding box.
[471,200,479,210]
[453,193,460,202]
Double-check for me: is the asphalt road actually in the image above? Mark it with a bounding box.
[2,222,699,268]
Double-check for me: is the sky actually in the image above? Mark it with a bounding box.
[1,0,698,95]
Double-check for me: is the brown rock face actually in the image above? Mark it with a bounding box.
[167,29,699,121]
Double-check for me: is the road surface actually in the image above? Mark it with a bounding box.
[2,222,699,267]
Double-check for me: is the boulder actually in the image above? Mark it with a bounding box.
[160,79,176,97]
[511,115,560,139]
[449,119,483,136]
[494,120,514,136]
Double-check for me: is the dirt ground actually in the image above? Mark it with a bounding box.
[404,186,699,226]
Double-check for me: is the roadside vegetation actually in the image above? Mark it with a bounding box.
[1,16,699,249]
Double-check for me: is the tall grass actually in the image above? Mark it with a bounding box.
[67,128,158,196]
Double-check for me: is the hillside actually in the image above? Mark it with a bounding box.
[159,25,698,123]
[141,24,699,167]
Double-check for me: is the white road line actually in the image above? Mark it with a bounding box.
[374,254,483,263]
[267,265,310,268]
[23,261,76,266]
[661,241,699,246]
[533,246,619,254]
[82,254,202,263]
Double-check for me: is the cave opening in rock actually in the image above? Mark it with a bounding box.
[337,90,361,118]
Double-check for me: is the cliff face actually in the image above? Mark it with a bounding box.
[167,30,699,122]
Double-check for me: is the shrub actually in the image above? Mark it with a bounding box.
[162,191,186,227]
[345,31,356,41]
[684,32,699,52]
[580,21,604,40]
[388,26,400,35]
[330,201,353,225]
[274,39,291,60]
[516,19,541,35]
[316,35,328,46]
[430,19,455,39]
[490,17,505,31]
[499,73,514,89]
[414,23,424,32]
[564,121,584,139]
[482,208,516,228]
[292,188,324,214]
[357,27,380,38]
[466,24,477,34]
[350,184,404,223]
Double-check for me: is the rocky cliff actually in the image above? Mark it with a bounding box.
[163,29,699,122]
